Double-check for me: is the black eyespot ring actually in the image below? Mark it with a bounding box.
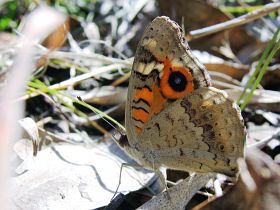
[168,71,187,92]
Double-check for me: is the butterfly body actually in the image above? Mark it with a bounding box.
[121,16,246,177]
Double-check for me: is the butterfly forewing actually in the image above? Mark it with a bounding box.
[126,16,211,138]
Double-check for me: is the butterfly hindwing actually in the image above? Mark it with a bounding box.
[139,87,246,176]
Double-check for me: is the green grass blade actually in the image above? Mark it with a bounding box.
[240,31,280,110]
[238,25,280,104]
[28,80,126,132]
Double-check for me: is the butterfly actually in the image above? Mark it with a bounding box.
[118,16,246,177]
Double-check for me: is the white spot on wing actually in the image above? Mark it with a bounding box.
[137,63,145,73]
[143,38,157,50]
[171,58,184,67]
[154,63,164,78]
[154,63,164,71]
[143,61,156,75]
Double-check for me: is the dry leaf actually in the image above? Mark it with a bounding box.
[12,139,155,209]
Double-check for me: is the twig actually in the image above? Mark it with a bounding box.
[111,71,131,87]
[237,158,257,192]
[18,64,128,101]
[79,39,128,59]
[114,21,143,51]
[248,129,280,149]
[38,126,82,145]
[187,2,280,41]
[47,50,132,67]
[209,71,242,86]
[212,80,244,90]
[127,0,149,21]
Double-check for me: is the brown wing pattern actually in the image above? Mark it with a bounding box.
[139,87,246,176]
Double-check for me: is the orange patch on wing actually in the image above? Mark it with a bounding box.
[131,56,194,136]
[132,108,149,123]
[134,87,153,105]
[150,84,167,115]
[160,58,194,99]
[132,85,167,135]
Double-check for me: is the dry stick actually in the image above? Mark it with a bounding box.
[111,71,131,87]
[214,80,280,102]
[48,50,132,66]
[46,64,128,90]
[248,129,280,149]
[187,2,280,41]
[38,126,82,145]
[127,0,149,21]
[213,79,272,94]
[137,173,215,210]
[114,21,143,50]
[78,39,128,59]
[209,71,242,86]
[212,80,244,90]
[18,63,129,101]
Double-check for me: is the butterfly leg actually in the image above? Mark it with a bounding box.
[110,162,144,201]
[110,162,158,202]
[110,162,126,202]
